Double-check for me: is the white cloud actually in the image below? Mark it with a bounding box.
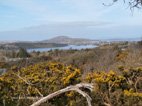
[0,21,142,41]
[0,0,142,38]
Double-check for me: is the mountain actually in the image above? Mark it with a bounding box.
[41,36,100,45]
[41,36,141,45]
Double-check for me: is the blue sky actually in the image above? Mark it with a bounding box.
[0,0,142,41]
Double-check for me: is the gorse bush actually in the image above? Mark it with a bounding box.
[0,62,142,106]
[0,62,81,106]
[85,67,142,106]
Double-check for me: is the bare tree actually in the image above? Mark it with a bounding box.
[103,0,142,9]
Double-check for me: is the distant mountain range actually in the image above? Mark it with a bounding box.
[0,36,141,50]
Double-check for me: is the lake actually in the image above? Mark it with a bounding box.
[28,45,97,52]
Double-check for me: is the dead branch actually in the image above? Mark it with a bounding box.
[103,0,142,9]
[30,83,94,106]
[104,102,112,106]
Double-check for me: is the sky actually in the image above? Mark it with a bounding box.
[0,0,142,41]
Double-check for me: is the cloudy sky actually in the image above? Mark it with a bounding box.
[0,0,142,41]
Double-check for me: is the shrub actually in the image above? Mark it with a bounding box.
[17,48,30,58]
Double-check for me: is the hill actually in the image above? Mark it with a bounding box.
[41,36,101,45]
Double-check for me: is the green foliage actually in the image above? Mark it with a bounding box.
[17,48,30,58]
[0,62,8,68]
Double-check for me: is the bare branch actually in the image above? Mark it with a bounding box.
[30,83,94,106]
[13,73,43,97]
[13,73,34,85]
[103,0,142,9]
[104,102,112,106]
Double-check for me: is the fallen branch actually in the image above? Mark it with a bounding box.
[31,83,94,106]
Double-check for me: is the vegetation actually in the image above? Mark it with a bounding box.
[0,62,81,106]
[0,42,142,106]
[0,62,142,106]
[0,43,67,50]
[17,48,30,58]
[85,67,142,106]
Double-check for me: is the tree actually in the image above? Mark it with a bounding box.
[17,48,30,58]
[104,0,142,9]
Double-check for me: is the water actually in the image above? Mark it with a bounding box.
[28,45,97,52]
